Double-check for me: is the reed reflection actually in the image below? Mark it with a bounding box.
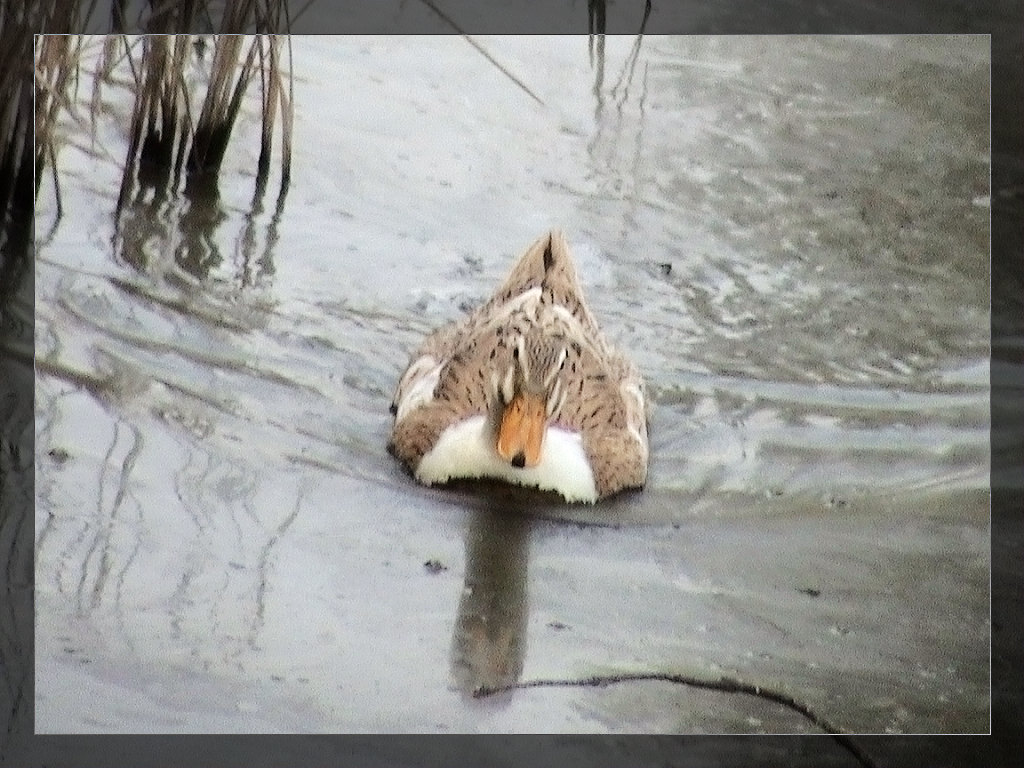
[113,158,282,288]
[450,505,531,695]
[106,34,288,287]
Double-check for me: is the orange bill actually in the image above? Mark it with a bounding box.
[496,391,547,468]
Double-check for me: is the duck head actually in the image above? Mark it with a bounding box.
[489,329,569,469]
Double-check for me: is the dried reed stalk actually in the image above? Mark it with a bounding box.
[5,1,294,253]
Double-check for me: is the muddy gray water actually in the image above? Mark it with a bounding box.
[34,35,989,734]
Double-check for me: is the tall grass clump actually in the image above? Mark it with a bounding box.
[109,28,294,215]
[2,0,85,286]
[9,0,294,267]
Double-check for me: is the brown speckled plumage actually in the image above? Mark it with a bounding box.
[388,230,649,501]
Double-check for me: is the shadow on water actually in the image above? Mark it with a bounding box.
[0,210,31,316]
[450,503,531,697]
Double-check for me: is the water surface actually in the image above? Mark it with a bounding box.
[35,35,989,734]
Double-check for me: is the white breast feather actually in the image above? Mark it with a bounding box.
[415,415,598,503]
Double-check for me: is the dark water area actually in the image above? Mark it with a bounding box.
[28,34,992,738]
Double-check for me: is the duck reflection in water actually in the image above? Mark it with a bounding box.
[450,504,530,696]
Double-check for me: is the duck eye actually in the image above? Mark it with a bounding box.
[512,346,519,360]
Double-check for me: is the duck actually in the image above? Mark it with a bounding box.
[388,230,649,503]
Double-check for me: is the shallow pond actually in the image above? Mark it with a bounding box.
[34,34,989,735]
